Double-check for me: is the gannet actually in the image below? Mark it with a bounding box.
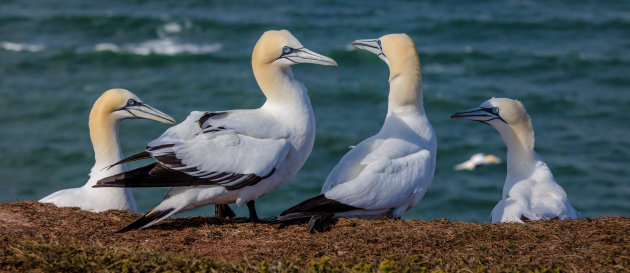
[39,89,176,212]
[278,34,437,233]
[454,153,502,171]
[94,30,337,232]
[451,97,578,223]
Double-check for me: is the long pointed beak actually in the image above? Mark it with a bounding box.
[124,103,176,124]
[450,107,504,124]
[352,38,390,66]
[286,47,338,66]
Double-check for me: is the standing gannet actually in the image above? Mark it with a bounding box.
[39,89,176,212]
[454,153,502,171]
[451,98,578,223]
[278,34,437,233]
[94,30,337,232]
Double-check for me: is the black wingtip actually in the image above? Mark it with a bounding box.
[117,208,175,233]
[280,194,359,216]
[105,151,152,171]
[94,163,158,188]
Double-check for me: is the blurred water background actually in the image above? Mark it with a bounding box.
[1,0,629,222]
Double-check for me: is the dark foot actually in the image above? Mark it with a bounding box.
[306,213,336,233]
[230,200,278,224]
[214,204,236,219]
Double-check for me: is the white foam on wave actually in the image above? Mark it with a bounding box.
[1,41,45,52]
[94,38,222,56]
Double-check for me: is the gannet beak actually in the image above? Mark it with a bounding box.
[122,103,177,124]
[352,39,390,67]
[450,107,506,125]
[283,47,338,67]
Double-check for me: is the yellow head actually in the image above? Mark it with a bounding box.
[484,154,502,164]
[252,29,337,67]
[352,33,422,107]
[89,88,176,125]
[451,97,535,150]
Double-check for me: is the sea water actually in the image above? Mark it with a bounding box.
[1,0,629,222]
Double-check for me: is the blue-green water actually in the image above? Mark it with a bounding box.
[1,0,629,222]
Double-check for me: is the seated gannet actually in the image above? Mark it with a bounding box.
[454,153,502,171]
[451,98,578,223]
[39,88,176,212]
[278,34,437,232]
[94,30,337,232]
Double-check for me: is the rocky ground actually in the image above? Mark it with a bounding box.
[1,201,628,272]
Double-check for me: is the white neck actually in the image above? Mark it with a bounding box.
[495,124,538,196]
[87,114,126,186]
[255,64,313,114]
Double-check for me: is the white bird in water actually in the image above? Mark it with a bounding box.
[454,153,502,171]
[39,89,176,212]
[279,34,437,232]
[94,30,338,232]
[451,97,578,223]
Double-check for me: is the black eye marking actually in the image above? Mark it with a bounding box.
[127,99,137,106]
[481,107,507,124]
[282,46,292,54]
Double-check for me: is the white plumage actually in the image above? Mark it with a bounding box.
[451,97,578,223]
[453,153,502,171]
[39,88,175,212]
[95,30,337,231]
[280,34,436,231]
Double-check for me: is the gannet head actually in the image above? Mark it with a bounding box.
[91,88,176,124]
[450,97,535,150]
[252,29,338,67]
[485,154,502,164]
[352,34,422,108]
[352,34,418,71]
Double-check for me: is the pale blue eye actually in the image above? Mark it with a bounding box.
[282,46,292,54]
[492,107,499,115]
[127,99,136,106]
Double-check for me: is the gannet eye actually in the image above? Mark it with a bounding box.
[491,107,499,115]
[282,46,292,54]
[127,99,137,106]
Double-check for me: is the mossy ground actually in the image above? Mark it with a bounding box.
[1,202,628,272]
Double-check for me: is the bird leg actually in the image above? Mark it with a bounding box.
[246,200,277,223]
[214,204,236,219]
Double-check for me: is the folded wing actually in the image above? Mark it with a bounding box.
[96,111,289,190]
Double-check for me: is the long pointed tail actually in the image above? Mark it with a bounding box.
[277,194,359,232]
[118,207,178,232]
[280,194,358,216]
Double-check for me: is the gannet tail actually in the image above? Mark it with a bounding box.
[277,194,359,231]
[118,206,179,232]
[280,194,358,216]
[106,151,152,170]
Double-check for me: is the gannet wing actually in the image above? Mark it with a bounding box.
[319,137,383,193]
[528,176,579,220]
[324,147,432,211]
[319,136,432,211]
[98,111,289,190]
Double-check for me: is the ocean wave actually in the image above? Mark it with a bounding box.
[94,38,222,56]
[0,41,45,52]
